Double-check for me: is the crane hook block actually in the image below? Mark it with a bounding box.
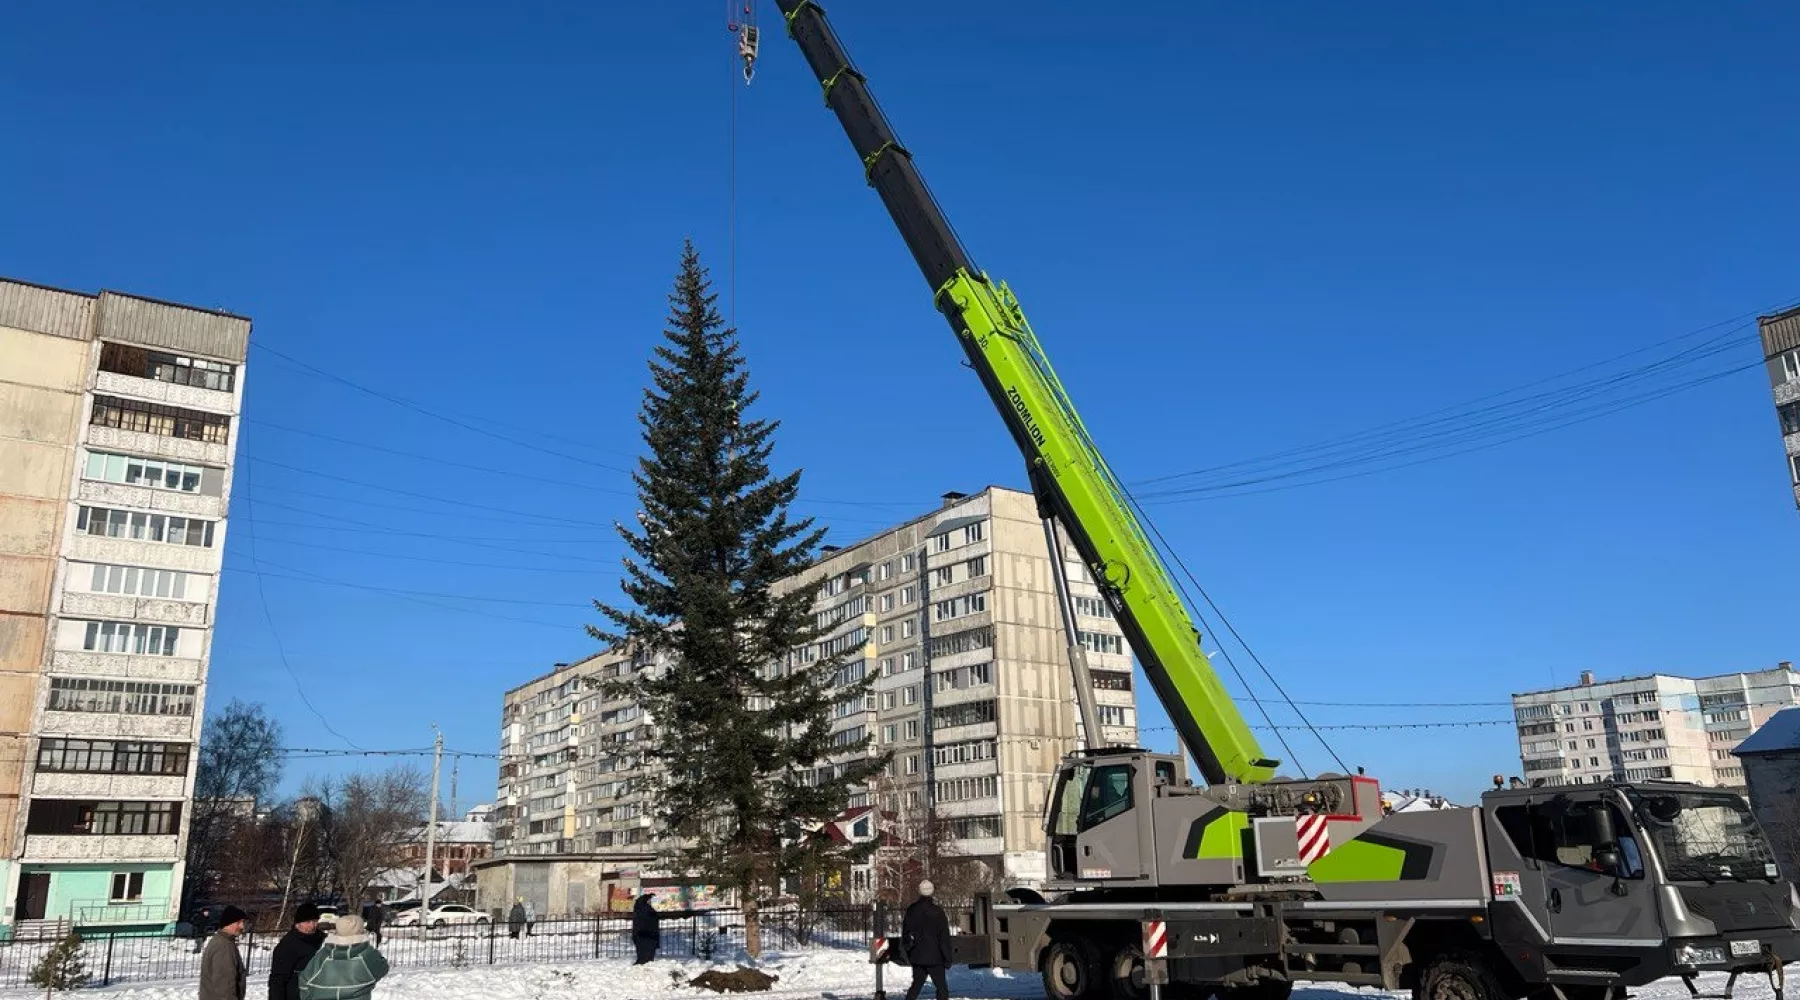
[739,24,761,84]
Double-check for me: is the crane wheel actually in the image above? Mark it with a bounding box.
[1042,937,1105,1000]
[1106,941,1148,1000]
[1416,952,1508,1000]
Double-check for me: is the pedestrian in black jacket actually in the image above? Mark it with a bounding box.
[902,880,951,1000]
[268,903,326,1000]
[632,894,662,965]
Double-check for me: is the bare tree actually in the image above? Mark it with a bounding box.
[871,780,1001,908]
[315,766,428,908]
[185,701,283,910]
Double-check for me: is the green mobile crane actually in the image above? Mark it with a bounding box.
[771,5,1799,1000]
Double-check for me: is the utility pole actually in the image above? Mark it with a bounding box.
[278,810,309,929]
[449,757,459,820]
[422,727,443,913]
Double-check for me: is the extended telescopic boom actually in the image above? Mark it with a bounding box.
[774,2,1278,785]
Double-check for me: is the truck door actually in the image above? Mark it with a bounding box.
[1519,792,1660,948]
[1048,761,1145,881]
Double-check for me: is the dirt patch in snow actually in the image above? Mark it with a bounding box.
[688,967,780,993]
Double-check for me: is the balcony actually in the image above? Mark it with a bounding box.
[50,651,205,684]
[68,533,221,575]
[72,898,175,927]
[59,593,211,628]
[25,835,181,862]
[39,711,197,741]
[33,773,187,800]
[85,425,229,467]
[94,367,236,415]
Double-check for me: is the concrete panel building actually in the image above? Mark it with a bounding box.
[1511,664,1800,790]
[491,486,1137,910]
[1731,707,1800,883]
[1759,305,1800,510]
[0,278,249,938]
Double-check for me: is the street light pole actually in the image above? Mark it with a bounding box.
[422,728,443,915]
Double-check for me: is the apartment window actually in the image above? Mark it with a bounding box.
[882,625,895,644]
[934,593,987,622]
[904,720,920,740]
[934,738,997,767]
[829,726,867,749]
[901,652,917,671]
[882,725,896,744]
[1092,670,1132,691]
[882,594,895,612]
[933,533,952,553]
[878,562,892,581]
[883,692,897,710]
[901,586,916,605]
[86,564,190,600]
[90,395,230,444]
[100,343,237,392]
[1077,631,1123,655]
[1567,741,1578,750]
[82,621,180,657]
[902,618,915,638]
[935,662,992,692]
[1098,705,1134,727]
[1782,348,1800,383]
[110,871,146,902]
[83,452,209,493]
[903,685,919,706]
[934,567,953,586]
[1779,402,1800,437]
[1073,595,1110,619]
[26,800,180,836]
[37,739,190,776]
[905,755,920,776]
[77,506,215,548]
[938,776,998,803]
[901,554,915,572]
[928,626,993,658]
[1582,720,1594,731]
[946,815,1002,840]
[933,699,996,730]
[964,522,985,544]
[1791,454,1800,486]
[880,658,895,677]
[48,678,196,716]
[967,555,987,578]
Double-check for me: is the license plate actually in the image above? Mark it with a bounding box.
[1730,940,1760,958]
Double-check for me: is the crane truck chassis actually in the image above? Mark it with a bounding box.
[768,4,1800,1000]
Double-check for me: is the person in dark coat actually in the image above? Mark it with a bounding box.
[902,880,951,1000]
[508,898,527,939]
[199,906,249,1000]
[268,904,326,1000]
[631,893,662,965]
[364,900,385,947]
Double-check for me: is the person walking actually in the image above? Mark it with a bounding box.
[631,893,661,965]
[507,898,526,940]
[364,900,385,948]
[199,906,249,1000]
[523,898,536,937]
[268,904,326,1000]
[297,914,388,1000]
[902,880,952,1000]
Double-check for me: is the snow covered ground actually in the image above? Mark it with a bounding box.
[0,945,1788,1000]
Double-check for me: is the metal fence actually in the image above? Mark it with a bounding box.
[0,907,882,990]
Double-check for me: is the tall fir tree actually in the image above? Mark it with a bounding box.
[593,241,886,956]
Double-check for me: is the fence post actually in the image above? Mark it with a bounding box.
[487,918,496,966]
[593,915,601,960]
[103,932,116,987]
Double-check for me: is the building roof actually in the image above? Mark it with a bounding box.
[1734,707,1800,757]
[414,821,493,844]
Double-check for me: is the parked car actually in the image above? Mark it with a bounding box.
[392,903,489,929]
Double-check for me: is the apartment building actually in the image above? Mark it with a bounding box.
[492,486,1137,906]
[1511,664,1800,790]
[1759,305,1800,510]
[0,278,249,937]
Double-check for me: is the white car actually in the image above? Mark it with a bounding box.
[393,904,489,930]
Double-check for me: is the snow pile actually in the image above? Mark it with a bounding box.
[0,948,1785,1000]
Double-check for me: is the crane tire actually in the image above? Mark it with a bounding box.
[1416,952,1509,1000]
[1043,937,1105,1000]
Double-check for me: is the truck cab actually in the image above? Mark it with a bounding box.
[1481,780,1800,988]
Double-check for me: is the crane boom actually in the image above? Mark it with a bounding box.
[775,1,1278,785]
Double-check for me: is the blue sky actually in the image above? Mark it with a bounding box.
[4,1,1797,805]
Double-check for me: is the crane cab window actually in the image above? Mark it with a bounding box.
[1496,799,1644,879]
[1079,764,1135,832]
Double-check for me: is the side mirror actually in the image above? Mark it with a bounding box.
[1595,847,1623,874]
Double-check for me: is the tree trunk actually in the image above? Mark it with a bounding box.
[743,895,761,958]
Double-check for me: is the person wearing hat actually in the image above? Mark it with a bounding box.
[297,914,388,1000]
[268,903,327,1000]
[199,905,249,1000]
[631,893,662,965]
[901,880,951,1000]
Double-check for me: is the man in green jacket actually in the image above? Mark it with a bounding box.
[298,915,389,1000]
[199,906,249,1000]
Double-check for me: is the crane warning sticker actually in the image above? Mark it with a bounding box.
[1491,872,1522,899]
